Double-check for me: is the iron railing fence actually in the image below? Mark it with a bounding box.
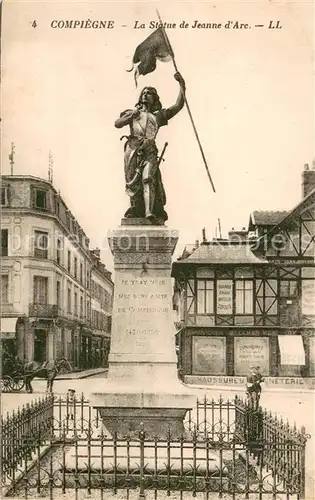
[2,429,306,499]
[234,395,309,497]
[1,394,54,476]
[1,393,310,499]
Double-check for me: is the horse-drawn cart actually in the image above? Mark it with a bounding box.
[1,355,25,393]
[1,372,25,393]
[1,356,73,393]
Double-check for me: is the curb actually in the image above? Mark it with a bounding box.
[56,369,108,380]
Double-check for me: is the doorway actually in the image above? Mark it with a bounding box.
[34,330,47,362]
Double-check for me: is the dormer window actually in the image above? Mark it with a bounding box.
[54,195,60,216]
[66,212,72,230]
[32,187,48,209]
[272,232,287,252]
[1,186,9,206]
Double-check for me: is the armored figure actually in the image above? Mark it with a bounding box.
[115,72,186,224]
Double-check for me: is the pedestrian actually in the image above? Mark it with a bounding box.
[246,365,264,409]
[67,388,76,420]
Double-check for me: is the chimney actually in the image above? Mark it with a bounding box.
[228,227,248,242]
[195,240,199,249]
[202,228,207,243]
[302,162,315,198]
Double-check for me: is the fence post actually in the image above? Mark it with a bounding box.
[138,422,146,500]
[300,426,306,499]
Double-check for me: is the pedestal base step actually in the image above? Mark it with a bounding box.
[63,441,226,475]
[96,406,191,439]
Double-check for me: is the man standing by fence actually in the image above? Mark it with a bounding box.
[246,365,264,409]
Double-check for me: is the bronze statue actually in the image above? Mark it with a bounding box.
[115,72,186,224]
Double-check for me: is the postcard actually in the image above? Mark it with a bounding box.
[1,1,314,499]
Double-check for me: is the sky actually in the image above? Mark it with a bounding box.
[1,0,314,271]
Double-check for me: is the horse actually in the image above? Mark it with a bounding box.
[24,357,72,393]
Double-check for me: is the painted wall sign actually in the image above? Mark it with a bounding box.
[234,337,269,375]
[192,336,226,375]
[216,280,233,314]
[185,375,315,389]
[302,280,315,315]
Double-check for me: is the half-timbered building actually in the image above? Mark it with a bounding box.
[172,164,315,387]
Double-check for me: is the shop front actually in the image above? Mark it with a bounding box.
[181,327,313,385]
[1,317,18,358]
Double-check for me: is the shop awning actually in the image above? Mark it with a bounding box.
[278,335,305,365]
[1,317,18,339]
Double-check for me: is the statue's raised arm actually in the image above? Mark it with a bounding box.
[165,72,186,121]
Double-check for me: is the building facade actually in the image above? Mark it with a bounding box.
[172,164,315,386]
[1,175,114,370]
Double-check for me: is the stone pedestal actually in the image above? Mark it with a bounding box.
[90,221,196,438]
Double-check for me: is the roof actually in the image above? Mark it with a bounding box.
[180,244,197,259]
[175,242,268,265]
[250,210,289,228]
[253,187,315,250]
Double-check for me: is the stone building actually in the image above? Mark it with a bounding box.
[172,164,315,388]
[0,174,114,370]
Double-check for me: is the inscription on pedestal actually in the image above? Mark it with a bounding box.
[111,275,175,356]
[114,253,172,265]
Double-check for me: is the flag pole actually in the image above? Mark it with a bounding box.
[156,9,216,193]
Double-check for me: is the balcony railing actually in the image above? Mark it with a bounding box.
[29,304,92,326]
[29,303,59,318]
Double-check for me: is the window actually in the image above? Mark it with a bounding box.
[1,275,9,303]
[197,280,214,314]
[57,239,62,265]
[95,310,98,328]
[104,290,112,311]
[33,189,47,209]
[105,315,112,332]
[66,213,72,230]
[56,281,61,309]
[87,299,90,320]
[34,231,48,259]
[78,231,83,245]
[236,280,253,314]
[86,270,90,289]
[1,187,9,206]
[74,292,78,316]
[33,276,48,305]
[80,262,83,283]
[67,250,71,273]
[80,296,84,318]
[1,229,8,256]
[67,286,72,313]
[74,257,78,279]
[280,280,298,298]
[54,196,60,216]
